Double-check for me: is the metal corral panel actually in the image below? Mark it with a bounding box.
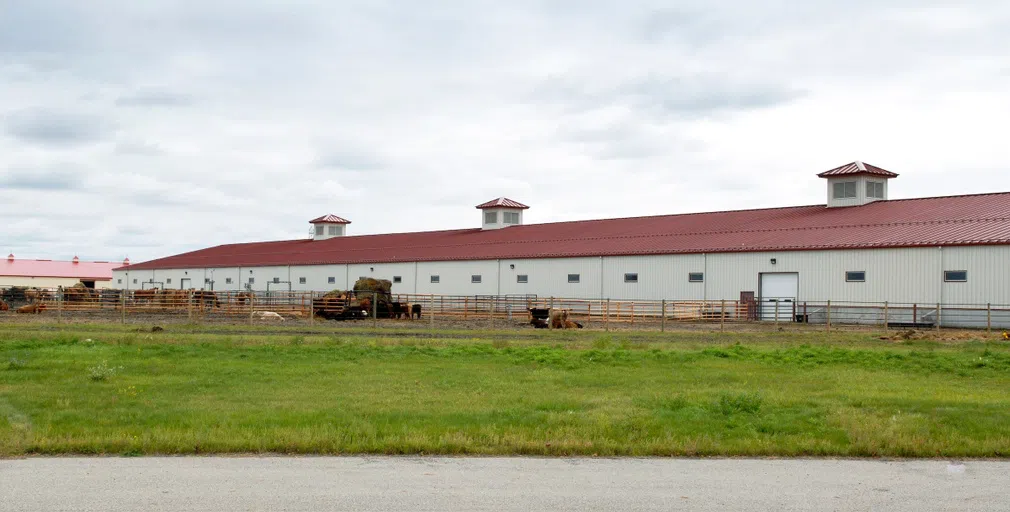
[498,257,602,298]
[940,245,1010,305]
[415,260,501,296]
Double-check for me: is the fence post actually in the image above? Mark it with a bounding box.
[661,299,666,332]
[187,290,193,323]
[57,290,63,324]
[630,302,635,325]
[913,304,918,325]
[826,300,831,332]
[309,293,314,326]
[775,300,780,327]
[605,299,610,332]
[586,303,591,328]
[372,292,378,329]
[720,299,726,332]
[464,296,469,320]
[883,301,889,332]
[489,296,494,330]
[249,294,255,325]
[803,302,808,326]
[987,303,992,334]
[429,294,434,331]
[936,302,941,332]
[120,291,126,324]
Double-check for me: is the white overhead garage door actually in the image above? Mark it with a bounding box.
[760,273,798,322]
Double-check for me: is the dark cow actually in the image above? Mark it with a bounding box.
[192,290,221,309]
[411,304,422,319]
[529,317,548,329]
[390,302,410,319]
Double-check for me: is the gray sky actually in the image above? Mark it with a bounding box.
[2,0,1009,263]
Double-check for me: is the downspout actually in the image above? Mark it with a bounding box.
[496,259,501,296]
[414,261,418,294]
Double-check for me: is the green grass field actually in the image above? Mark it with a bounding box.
[2,323,1010,457]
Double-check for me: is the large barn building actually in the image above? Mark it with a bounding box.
[114,162,1010,314]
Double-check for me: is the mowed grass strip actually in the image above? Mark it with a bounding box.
[3,327,1010,457]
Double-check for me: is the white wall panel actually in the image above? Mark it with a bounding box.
[941,246,1010,305]
[290,265,347,292]
[498,257,601,298]
[415,260,499,295]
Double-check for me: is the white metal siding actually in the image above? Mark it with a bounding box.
[498,257,601,298]
[109,245,1010,305]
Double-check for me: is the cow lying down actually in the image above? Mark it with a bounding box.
[252,311,286,321]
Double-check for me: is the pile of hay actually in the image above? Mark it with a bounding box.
[322,289,348,299]
[353,278,392,301]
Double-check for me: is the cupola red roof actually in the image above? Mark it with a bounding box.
[817,161,899,178]
[475,198,529,210]
[309,215,351,224]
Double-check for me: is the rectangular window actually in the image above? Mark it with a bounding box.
[568,274,580,283]
[327,277,336,284]
[133,279,137,284]
[166,278,172,284]
[688,272,704,283]
[272,277,280,284]
[471,275,482,284]
[866,181,884,199]
[944,270,967,282]
[431,275,440,283]
[393,276,402,283]
[117,279,122,284]
[226,277,233,284]
[315,225,324,236]
[833,181,857,199]
[484,211,497,224]
[624,273,638,283]
[328,225,339,235]
[503,211,519,224]
[248,277,255,284]
[205,278,211,284]
[516,274,528,284]
[299,277,306,284]
[845,271,866,282]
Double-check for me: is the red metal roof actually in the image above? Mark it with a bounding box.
[2,259,119,280]
[119,192,1010,270]
[475,198,530,209]
[309,215,351,224]
[817,161,899,178]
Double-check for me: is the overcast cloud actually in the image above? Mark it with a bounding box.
[2,0,1009,262]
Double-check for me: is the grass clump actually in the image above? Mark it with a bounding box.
[717,391,763,415]
[87,361,122,382]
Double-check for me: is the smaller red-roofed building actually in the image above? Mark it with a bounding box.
[1,254,124,289]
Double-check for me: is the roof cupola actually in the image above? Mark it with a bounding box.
[309,215,351,241]
[476,198,529,230]
[818,161,898,208]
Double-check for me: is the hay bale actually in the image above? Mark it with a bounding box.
[353,278,392,302]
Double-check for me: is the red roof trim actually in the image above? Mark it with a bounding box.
[475,197,530,209]
[309,214,351,224]
[817,161,899,178]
